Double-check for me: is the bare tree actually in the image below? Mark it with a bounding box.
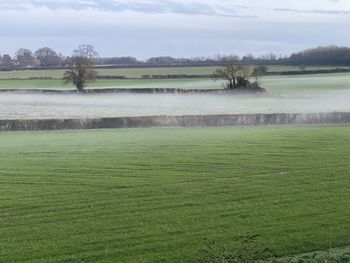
[15,48,38,68]
[0,54,14,70]
[63,57,97,91]
[73,44,99,61]
[34,47,62,67]
[251,65,268,86]
[214,58,251,89]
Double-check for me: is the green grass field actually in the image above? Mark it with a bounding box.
[1,73,349,94]
[262,73,350,94]
[0,67,218,79]
[0,78,219,90]
[0,65,349,80]
[0,125,349,262]
[0,64,349,93]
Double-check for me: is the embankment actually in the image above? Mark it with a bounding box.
[1,112,350,131]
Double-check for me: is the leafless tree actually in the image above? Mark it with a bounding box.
[34,47,62,67]
[73,44,99,61]
[63,56,97,91]
[214,58,251,89]
[0,54,14,70]
[15,48,38,68]
[251,65,268,86]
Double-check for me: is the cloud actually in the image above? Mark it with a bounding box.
[0,0,256,18]
[0,0,350,57]
[1,0,349,19]
[275,7,350,16]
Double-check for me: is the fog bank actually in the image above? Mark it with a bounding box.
[1,90,350,120]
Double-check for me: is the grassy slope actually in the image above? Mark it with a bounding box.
[0,126,349,262]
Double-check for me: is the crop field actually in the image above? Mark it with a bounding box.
[0,125,349,262]
[0,78,219,90]
[0,65,349,80]
[2,90,350,120]
[1,72,350,93]
[262,73,350,94]
[1,73,350,120]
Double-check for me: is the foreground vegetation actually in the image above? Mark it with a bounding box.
[200,236,350,263]
[0,125,349,262]
[274,247,350,263]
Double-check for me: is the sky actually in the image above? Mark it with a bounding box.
[0,0,350,59]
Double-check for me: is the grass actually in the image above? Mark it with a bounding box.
[1,73,350,95]
[0,79,67,89]
[262,73,350,94]
[0,125,349,262]
[0,65,349,80]
[0,65,349,93]
[0,67,220,80]
[0,78,220,90]
[274,245,350,263]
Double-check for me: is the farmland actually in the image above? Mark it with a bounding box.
[3,1,350,262]
[0,78,218,90]
[1,65,350,80]
[1,71,350,120]
[1,72,350,94]
[1,64,350,263]
[0,125,349,262]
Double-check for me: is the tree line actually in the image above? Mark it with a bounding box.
[2,45,350,70]
[0,45,100,70]
[0,47,64,70]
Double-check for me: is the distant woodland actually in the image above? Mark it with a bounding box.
[1,45,350,70]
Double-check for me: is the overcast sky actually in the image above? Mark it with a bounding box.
[0,0,349,58]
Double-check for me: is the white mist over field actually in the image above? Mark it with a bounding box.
[1,90,350,120]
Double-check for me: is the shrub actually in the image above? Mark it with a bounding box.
[199,235,273,263]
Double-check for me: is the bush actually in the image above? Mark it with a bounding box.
[273,251,350,263]
[199,235,273,263]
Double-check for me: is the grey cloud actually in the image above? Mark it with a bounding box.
[0,0,256,18]
[275,7,350,15]
[0,0,348,58]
